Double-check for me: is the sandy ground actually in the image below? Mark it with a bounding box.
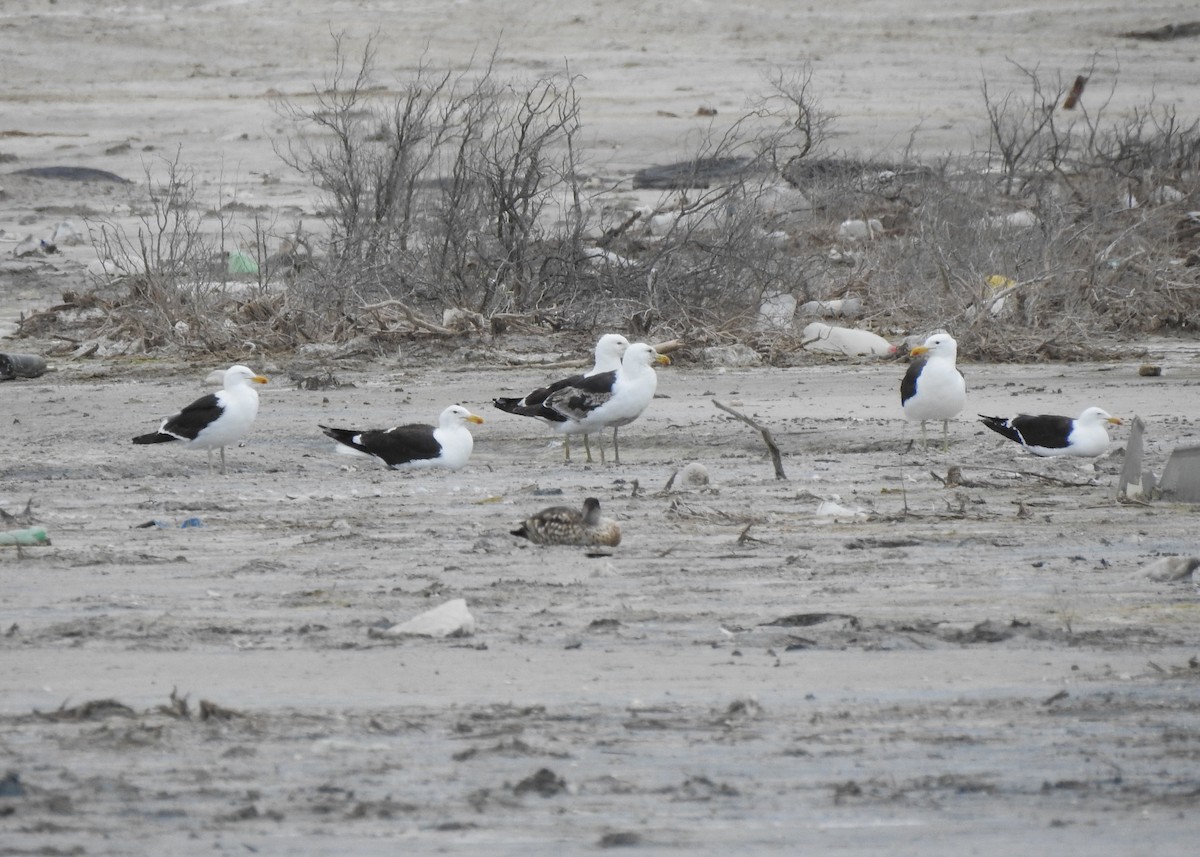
[3,2,1200,855]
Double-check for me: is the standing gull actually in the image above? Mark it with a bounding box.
[494,333,629,462]
[496,342,667,465]
[979,407,1122,457]
[511,497,621,547]
[133,364,268,475]
[319,405,483,471]
[900,332,966,450]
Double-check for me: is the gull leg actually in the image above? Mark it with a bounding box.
[563,435,571,463]
[942,420,951,451]
[219,446,228,476]
[612,426,621,465]
[597,432,606,465]
[583,433,593,464]
[205,448,214,474]
[920,421,929,450]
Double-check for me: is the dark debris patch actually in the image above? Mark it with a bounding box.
[1119,21,1200,41]
[632,156,754,190]
[599,831,642,848]
[513,767,567,798]
[12,166,131,183]
[761,612,860,629]
[35,698,137,721]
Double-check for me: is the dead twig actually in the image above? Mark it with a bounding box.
[37,698,136,721]
[360,299,456,336]
[737,523,766,544]
[595,209,644,247]
[712,399,786,480]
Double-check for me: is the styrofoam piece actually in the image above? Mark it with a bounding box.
[1158,444,1200,502]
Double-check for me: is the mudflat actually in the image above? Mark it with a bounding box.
[2,2,1200,854]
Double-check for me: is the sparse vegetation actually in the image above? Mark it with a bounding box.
[26,41,1200,362]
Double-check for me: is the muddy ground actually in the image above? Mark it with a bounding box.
[2,350,1199,855]
[3,1,1200,855]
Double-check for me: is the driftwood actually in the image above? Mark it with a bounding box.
[1119,22,1200,42]
[468,338,686,373]
[712,399,787,480]
[360,300,455,336]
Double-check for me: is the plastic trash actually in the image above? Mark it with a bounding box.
[228,250,259,275]
[837,218,884,240]
[135,517,204,529]
[12,234,39,257]
[1158,444,1200,502]
[52,220,84,246]
[816,499,868,521]
[0,772,24,797]
[801,322,896,357]
[376,598,476,638]
[800,298,863,318]
[0,527,51,546]
[1114,416,1155,502]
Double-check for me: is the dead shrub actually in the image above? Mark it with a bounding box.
[27,45,1200,363]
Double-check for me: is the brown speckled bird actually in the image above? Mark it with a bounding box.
[511,497,621,547]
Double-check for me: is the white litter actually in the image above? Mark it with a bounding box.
[379,598,476,638]
[837,218,884,241]
[802,322,895,357]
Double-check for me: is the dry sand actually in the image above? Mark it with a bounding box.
[3,2,1200,855]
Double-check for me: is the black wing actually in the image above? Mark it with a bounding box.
[494,372,587,423]
[899,356,927,406]
[1009,414,1074,449]
[322,422,442,467]
[150,392,223,441]
[545,370,617,420]
[979,413,1073,450]
[978,414,1024,445]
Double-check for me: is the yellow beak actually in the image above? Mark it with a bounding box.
[909,346,929,357]
[466,414,484,424]
[252,375,269,384]
[655,354,672,366]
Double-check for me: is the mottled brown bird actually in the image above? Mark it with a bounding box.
[511,497,621,547]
